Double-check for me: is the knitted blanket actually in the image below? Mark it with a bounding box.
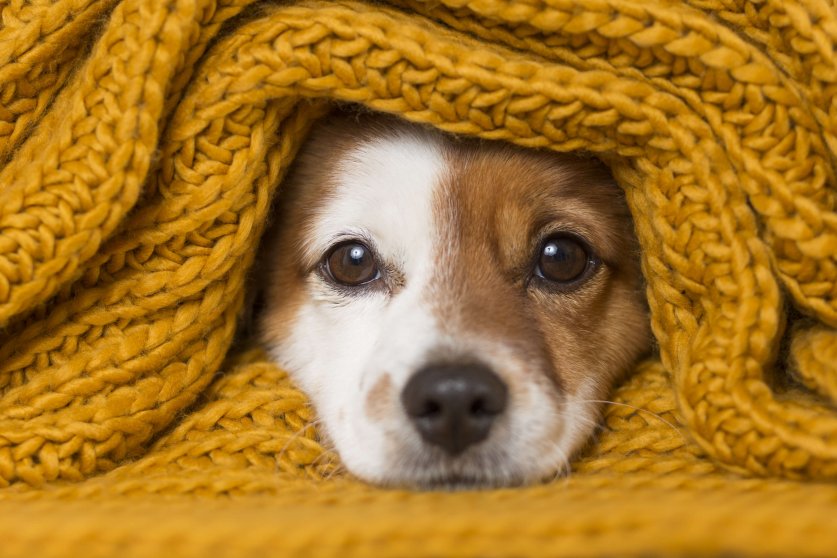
[1,0,836,555]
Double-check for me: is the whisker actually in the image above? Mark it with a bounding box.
[274,418,324,468]
[310,446,344,477]
[547,443,572,487]
[576,399,684,438]
[324,460,348,481]
[571,413,606,433]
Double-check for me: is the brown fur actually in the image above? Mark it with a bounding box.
[365,373,393,421]
[433,139,649,401]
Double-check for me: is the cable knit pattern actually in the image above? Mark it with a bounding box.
[0,0,835,554]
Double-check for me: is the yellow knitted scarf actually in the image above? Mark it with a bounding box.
[0,0,835,555]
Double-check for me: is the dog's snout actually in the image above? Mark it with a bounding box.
[401,363,508,456]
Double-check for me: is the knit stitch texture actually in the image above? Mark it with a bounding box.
[0,0,836,555]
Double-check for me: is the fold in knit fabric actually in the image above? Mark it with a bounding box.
[0,0,835,555]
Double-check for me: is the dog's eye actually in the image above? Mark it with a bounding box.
[536,235,593,284]
[325,241,379,286]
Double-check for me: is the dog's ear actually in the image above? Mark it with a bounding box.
[233,257,265,348]
[235,207,281,348]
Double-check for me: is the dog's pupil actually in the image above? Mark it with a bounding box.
[539,237,588,282]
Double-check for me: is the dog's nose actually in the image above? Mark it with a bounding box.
[401,363,508,456]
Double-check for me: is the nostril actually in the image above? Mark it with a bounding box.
[470,398,484,416]
[469,393,505,417]
[418,400,441,418]
[470,397,490,417]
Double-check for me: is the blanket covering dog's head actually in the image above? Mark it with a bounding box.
[0,0,835,495]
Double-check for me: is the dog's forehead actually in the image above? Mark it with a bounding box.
[303,128,445,277]
[439,142,630,266]
[299,116,628,273]
[333,132,443,235]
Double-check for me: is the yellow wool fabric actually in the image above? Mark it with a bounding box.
[1,0,836,554]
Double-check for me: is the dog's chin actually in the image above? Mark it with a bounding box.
[413,475,517,491]
[373,464,561,491]
[376,471,522,491]
[359,444,567,491]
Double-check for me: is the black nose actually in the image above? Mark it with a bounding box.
[401,363,508,456]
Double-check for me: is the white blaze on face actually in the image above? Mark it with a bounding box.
[270,130,451,479]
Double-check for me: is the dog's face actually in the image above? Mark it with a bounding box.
[258,111,650,488]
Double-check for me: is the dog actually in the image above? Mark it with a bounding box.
[256,108,651,489]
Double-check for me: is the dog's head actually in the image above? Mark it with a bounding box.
[258,110,650,488]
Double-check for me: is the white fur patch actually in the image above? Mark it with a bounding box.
[271,129,451,481]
